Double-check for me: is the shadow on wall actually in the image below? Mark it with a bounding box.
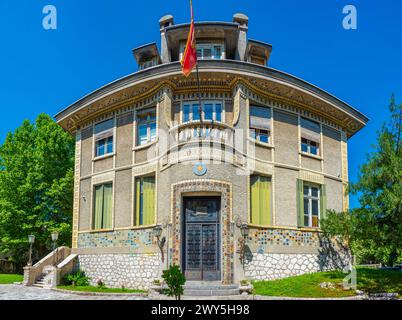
[317,235,351,271]
[244,245,254,265]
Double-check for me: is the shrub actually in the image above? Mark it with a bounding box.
[64,271,90,287]
[162,265,186,300]
[96,278,106,289]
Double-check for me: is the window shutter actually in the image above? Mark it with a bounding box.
[250,176,260,225]
[320,184,327,221]
[135,179,141,226]
[296,179,304,227]
[143,177,156,225]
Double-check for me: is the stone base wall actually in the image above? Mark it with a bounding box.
[76,253,161,290]
[244,252,351,280]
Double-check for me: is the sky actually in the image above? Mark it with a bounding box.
[0,0,401,208]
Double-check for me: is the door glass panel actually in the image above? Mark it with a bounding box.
[186,224,202,270]
[202,225,218,271]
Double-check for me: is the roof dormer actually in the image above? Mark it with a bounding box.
[132,43,162,70]
[246,39,272,66]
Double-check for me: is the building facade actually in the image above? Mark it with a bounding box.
[55,14,368,290]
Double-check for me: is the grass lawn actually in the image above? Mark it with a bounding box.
[252,268,402,298]
[0,274,23,284]
[57,285,146,294]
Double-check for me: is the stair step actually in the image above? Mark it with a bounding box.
[184,288,240,296]
[184,284,239,290]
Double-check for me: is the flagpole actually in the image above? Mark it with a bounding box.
[196,64,203,124]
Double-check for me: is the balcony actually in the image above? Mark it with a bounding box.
[171,121,235,146]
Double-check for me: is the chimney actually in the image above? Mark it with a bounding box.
[233,13,249,61]
[159,15,174,63]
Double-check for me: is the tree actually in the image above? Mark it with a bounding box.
[0,114,75,271]
[322,96,402,266]
[162,265,186,300]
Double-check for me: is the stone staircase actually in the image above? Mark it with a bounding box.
[183,281,240,296]
[33,273,47,288]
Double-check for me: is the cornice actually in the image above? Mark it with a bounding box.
[55,60,368,137]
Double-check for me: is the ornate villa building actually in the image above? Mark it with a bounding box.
[51,13,368,291]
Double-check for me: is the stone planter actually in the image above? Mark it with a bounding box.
[239,283,253,295]
[150,283,165,295]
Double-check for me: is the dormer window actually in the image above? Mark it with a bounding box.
[139,57,158,70]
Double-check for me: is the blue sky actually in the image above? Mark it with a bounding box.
[0,0,401,208]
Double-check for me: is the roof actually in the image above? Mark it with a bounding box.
[55,59,368,137]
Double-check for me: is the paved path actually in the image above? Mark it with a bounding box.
[1,285,377,300]
[0,285,149,300]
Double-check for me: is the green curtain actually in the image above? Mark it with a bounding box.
[320,184,327,222]
[93,185,104,229]
[102,184,113,229]
[250,175,271,225]
[143,177,155,225]
[297,179,304,227]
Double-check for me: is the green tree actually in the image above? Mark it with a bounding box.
[322,96,402,266]
[162,265,186,300]
[0,114,74,271]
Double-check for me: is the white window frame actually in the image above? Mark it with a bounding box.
[94,118,114,158]
[196,43,224,60]
[139,57,158,70]
[136,107,157,146]
[181,100,225,124]
[301,137,320,156]
[249,105,272,144]
[303,184,320,228]
[180,42,225,60]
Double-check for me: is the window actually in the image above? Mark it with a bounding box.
[303,185,320,228]
[301,138,319,155]
[250,175,272,226]
[139,58,157,70]
[300,117,320,156]
[93,183,113,230]
[196,44,224,60]
[181,101,223,123]
[137,108,156,146]
[95,119,114,157]
[135,176,155,226]
[250,105,271,144]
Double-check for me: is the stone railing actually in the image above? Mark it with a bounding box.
[23,246,71,286]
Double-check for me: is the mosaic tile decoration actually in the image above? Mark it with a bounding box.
[248,229,320,248]
[78,229,154,249]
[171,179,233,284]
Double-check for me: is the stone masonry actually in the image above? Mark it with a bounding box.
[76,254,161,290]
[244,253,350,280]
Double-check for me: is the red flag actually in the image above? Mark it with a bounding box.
[181,0,197,77]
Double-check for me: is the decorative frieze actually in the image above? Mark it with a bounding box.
[248,228,320,249]
[72,131,82,249]
[78,229,154,249]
